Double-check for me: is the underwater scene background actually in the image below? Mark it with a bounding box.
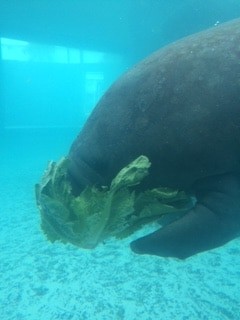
[1,1,240,319]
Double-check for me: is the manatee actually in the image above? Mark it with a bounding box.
[67,19,240,259]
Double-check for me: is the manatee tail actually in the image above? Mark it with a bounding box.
[130,173,240,259]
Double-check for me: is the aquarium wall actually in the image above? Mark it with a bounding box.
[1,0,240,134]
[1,2,240,320]
[0,38,127,131]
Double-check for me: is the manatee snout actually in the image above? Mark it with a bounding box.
[67,157,105,194]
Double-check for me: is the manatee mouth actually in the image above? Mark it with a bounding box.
[67,158,105,195]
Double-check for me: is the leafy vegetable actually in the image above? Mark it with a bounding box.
[35,155,192,249]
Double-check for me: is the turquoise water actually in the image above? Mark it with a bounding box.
[1,129,240,319]
[1,1,240,319]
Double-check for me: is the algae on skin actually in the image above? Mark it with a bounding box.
[35,155,192,249]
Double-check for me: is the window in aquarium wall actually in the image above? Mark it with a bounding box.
[0,37,126,130]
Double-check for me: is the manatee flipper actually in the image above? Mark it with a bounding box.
[130,174,240,259]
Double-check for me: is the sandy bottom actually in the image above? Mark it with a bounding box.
[1,129,240,320]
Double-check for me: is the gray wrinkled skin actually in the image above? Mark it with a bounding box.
[68,19,240,259]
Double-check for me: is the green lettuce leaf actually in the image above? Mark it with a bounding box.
[35,155,192,249]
